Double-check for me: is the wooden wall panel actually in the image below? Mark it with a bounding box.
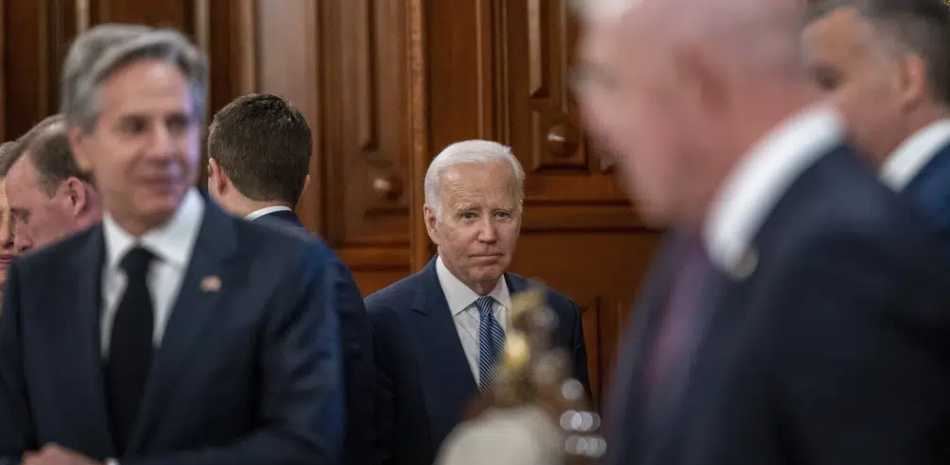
[0,0,246,141]
[260,0,414,295]
[0,0,663,405]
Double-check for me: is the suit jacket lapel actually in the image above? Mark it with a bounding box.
[604,232,682,463]
[410,258,477,451]
[56,228,116,457]
[127,203,238,453]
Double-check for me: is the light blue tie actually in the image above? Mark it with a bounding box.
[476,296,505,391]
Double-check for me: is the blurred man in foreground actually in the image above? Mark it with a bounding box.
[0,24,344,465]
[573,0,950,463]
[803,0,950,252]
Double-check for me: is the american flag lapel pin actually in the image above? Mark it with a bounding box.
[201,275,222,292]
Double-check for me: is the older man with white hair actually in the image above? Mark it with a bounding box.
[572,0,950,464]
[365,139,590,465]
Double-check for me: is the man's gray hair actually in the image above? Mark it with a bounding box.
[424,140,526,218]
[60,24,209,133]
[805,0,950,104]
[569,0,636,22]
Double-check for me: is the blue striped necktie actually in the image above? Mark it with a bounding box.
[476,295,506,391]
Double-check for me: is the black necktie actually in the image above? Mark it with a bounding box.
[105,246,155,453]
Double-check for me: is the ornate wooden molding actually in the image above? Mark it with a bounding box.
[407,0,431,272]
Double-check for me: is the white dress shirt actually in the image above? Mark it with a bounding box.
[705,105,845,272]
[100,188,205,356]
[880,119,950,191]
[435,256,513,385]
[244,205,292,221]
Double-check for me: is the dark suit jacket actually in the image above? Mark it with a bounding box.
[365,258,590,465]
[0,200,345,465]
[905,142,950,259]
[604,146,950,465]
[254,209,375,465]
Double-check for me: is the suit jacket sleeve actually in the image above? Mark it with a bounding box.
[0,262,38,464]
[567,301,592,399]
[771,234,950,465]
[366,302,396,465]
[124,245,346,465]
[328,257,375,465]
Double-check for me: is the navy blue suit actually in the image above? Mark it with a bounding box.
[604,146,950,465]
[904,143,950,259]
[0,201,345,465]
[365,258,590,465]
[253,209,375,465]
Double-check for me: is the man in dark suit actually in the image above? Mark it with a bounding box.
[207,93,374,465]
[573,0,950,464]
[0,25,344,465]
[365,139,590,465]
[803,0,950,253]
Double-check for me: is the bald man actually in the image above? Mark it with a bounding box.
[573,0,950,464]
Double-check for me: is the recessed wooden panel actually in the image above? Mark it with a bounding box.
[1,0,240,140]
[322,0,410,248]
[511,231,661,408]
[496,0,624,202]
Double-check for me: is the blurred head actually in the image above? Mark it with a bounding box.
[3,118,101,253]
[207,93,312,215]
[802,0,950,165]
[0,143,17,285]
[62,24,208,236]
[572,0,812,227]
[424,140,525,295]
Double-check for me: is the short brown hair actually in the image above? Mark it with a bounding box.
[805,0,950,104]
[207,94,312,205]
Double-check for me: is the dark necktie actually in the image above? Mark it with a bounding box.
[476,296,505,391]
[105,246,155,453]
[643,236,715,413]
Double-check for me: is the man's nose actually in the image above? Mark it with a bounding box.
[13,231,31,253]
[477,219,498,243]
[146,125,177,159]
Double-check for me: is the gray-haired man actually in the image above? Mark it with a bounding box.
[0,24,345,465]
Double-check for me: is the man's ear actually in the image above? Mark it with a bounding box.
[896,53,929,111]
[207,158,229,195]
[61,177,88,216]
[68,126,93,172]
[423,204,440,245]
[674,41,728,114]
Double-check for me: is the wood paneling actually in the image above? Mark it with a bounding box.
[0,0,662,405]
[257,0,415,293]
[0,0,247,141]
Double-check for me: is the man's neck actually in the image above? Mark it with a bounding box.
[691,86,820,227]
[226,197,293,219]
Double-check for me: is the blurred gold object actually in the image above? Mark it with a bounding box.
[460,285,606,465]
